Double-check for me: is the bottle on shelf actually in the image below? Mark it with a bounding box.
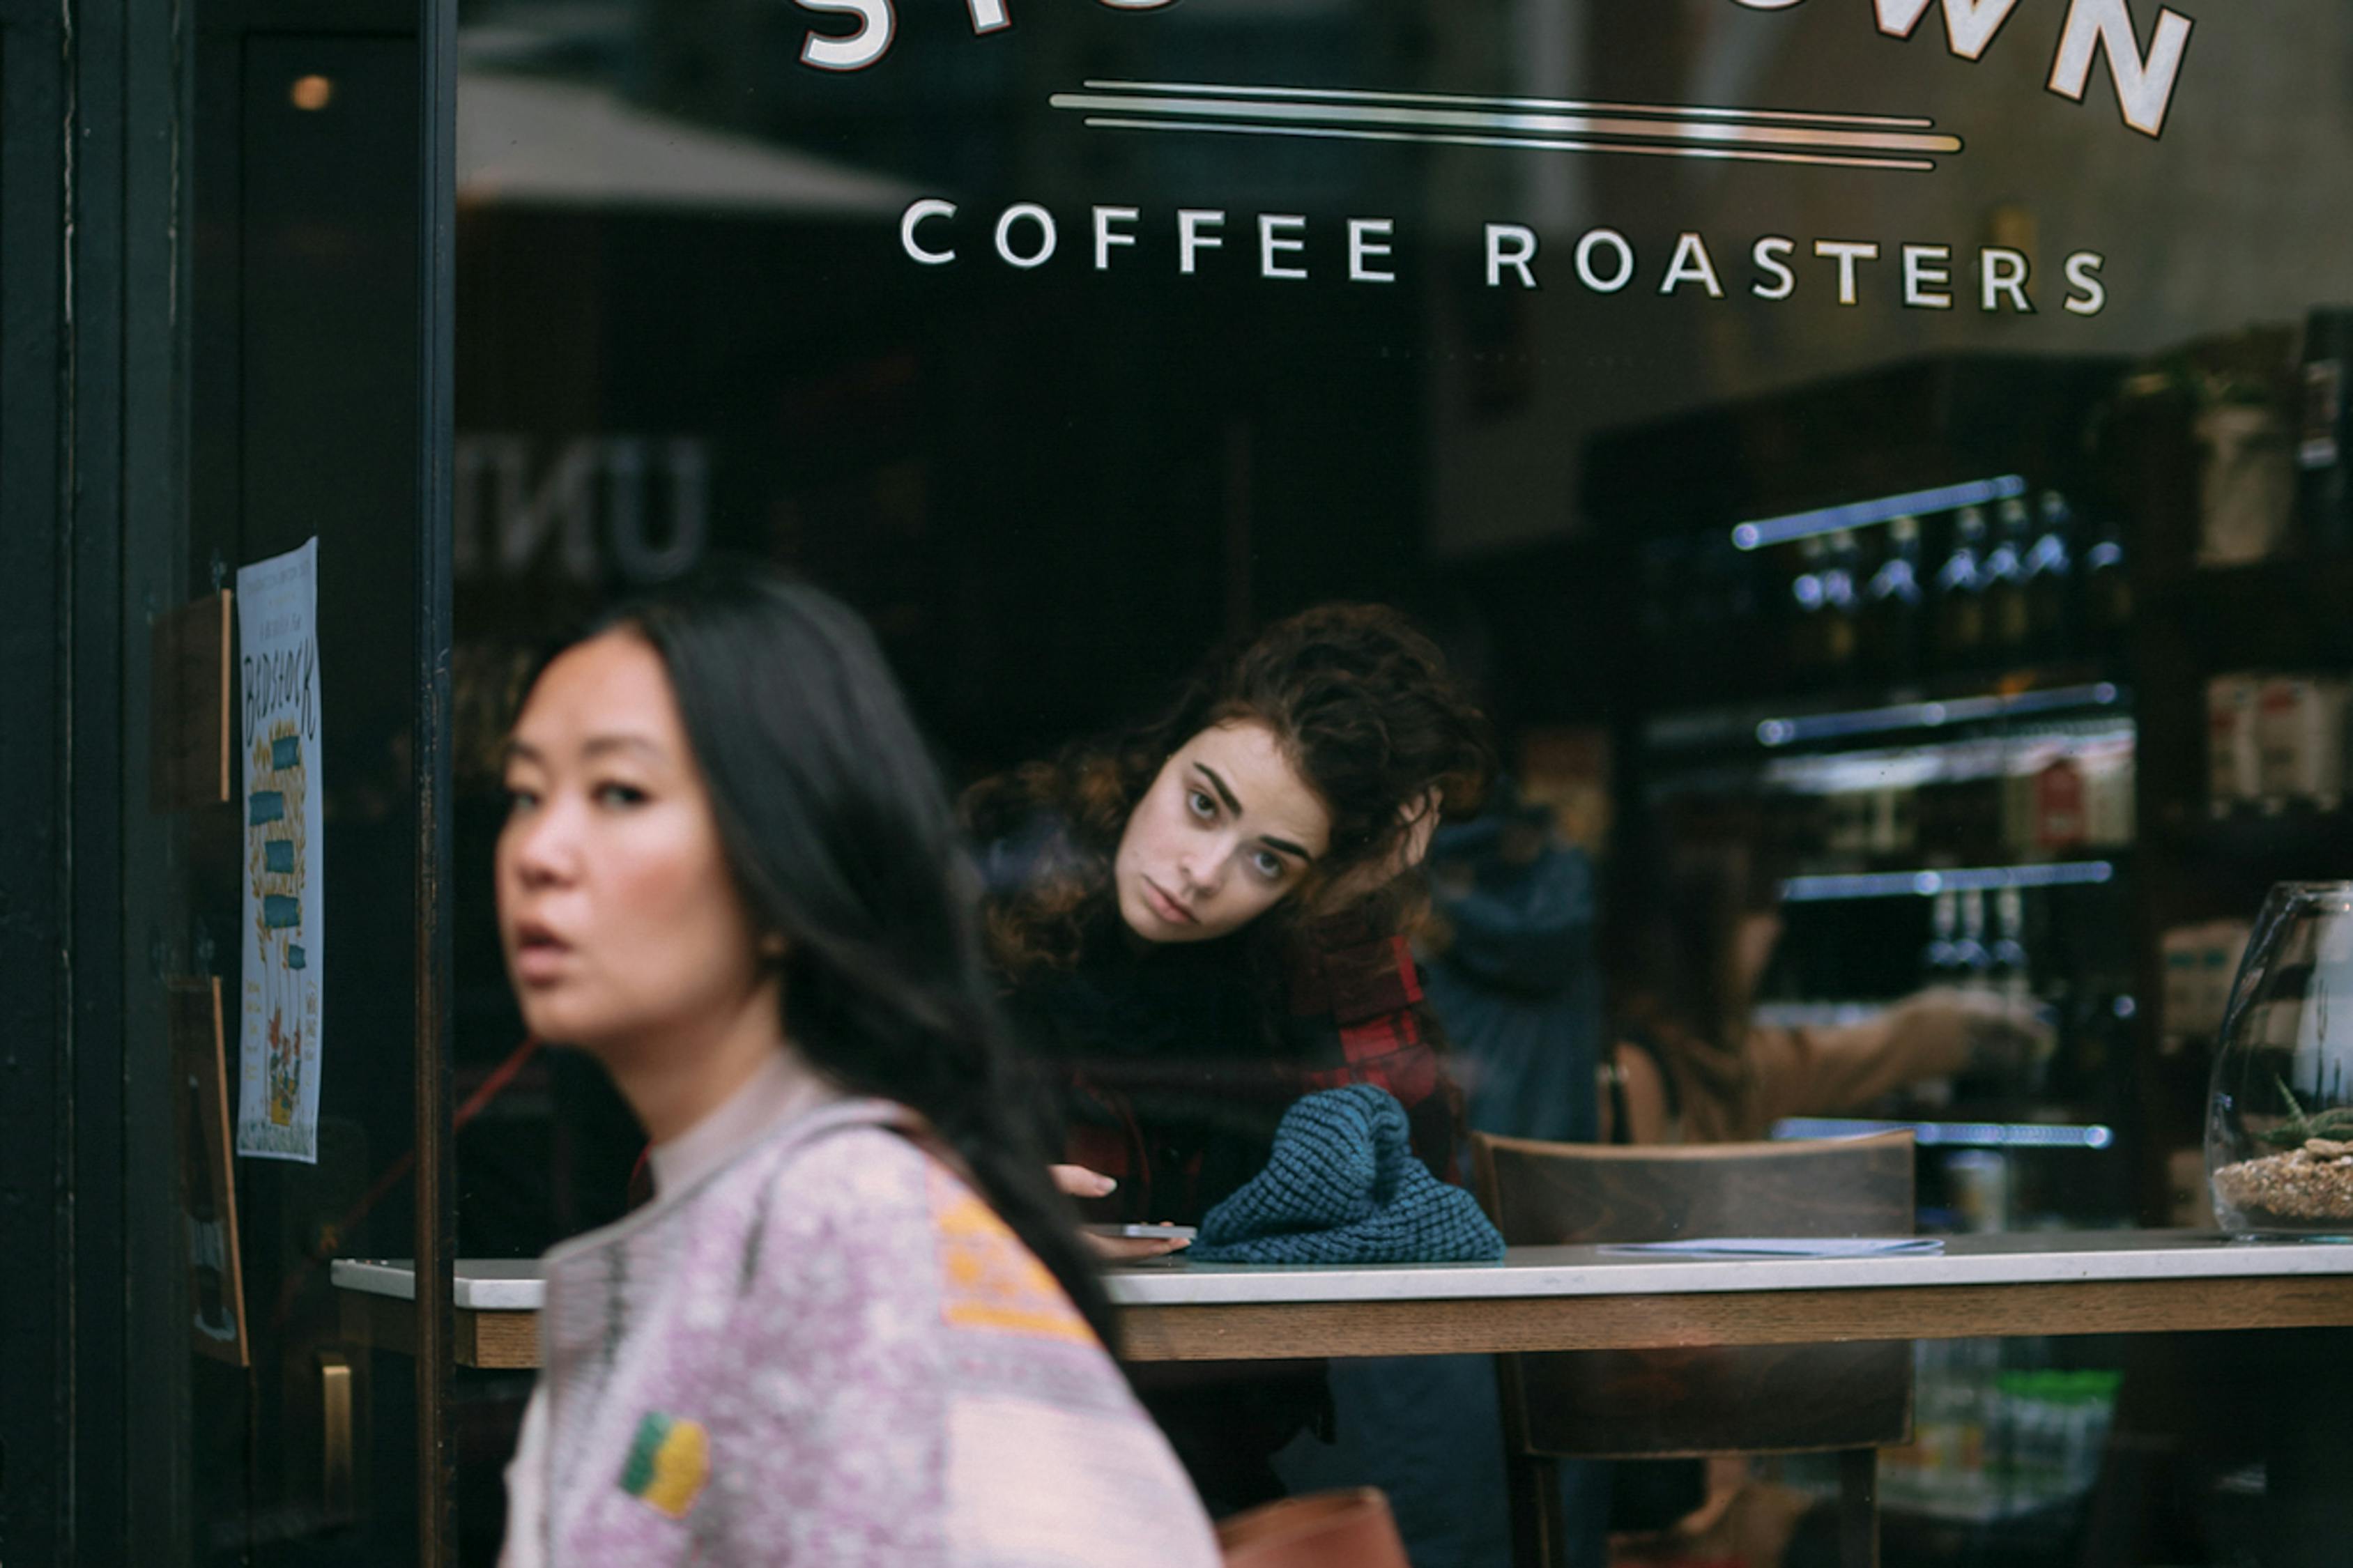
[1864,514,1926,681]
[2297,307,2353,555]
[1789,536,1828,684]
[2024,491,2076,661]
[1983,496,2033,657]
[1953,888,1995,994]
[1820,529,1862,682]
[1991,886,2032,1009]
[1923,889,1961,981]
[2081,510,2131,663]
[1935,506,1989,674]
[1867,781,1919,858]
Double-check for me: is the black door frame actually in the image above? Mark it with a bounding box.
[413,0,459,1555]
[0,0,189,1559]
[0,1,77,1560]
[0,0,456,1560]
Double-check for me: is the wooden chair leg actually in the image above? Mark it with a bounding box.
[1837,1447,1880,1568]
[1502,1451,1565,1568]
[1495,1351,1570,1568]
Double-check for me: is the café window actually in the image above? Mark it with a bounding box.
[443,0,2353,1560]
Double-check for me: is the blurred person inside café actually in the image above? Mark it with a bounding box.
[1597,835,2054,1151]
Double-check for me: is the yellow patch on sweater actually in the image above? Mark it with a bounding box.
[929,1166,1096,1344]
[620,1411,710,1519]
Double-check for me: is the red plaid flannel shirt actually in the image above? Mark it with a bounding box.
[1289,932,1440,1104]
[1285,923,1459,1183]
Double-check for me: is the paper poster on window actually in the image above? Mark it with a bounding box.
[236,538,324,1163]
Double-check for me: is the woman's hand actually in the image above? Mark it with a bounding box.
[1322,788,1445,907]
[1888,987,2057,1075]
[1051,1164,1192,1259]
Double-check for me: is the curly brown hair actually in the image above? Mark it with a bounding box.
[964,604,1496,977]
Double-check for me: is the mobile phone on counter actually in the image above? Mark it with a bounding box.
[1084,1222,1197,1242]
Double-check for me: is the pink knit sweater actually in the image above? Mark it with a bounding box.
[501,1093,1218,1566]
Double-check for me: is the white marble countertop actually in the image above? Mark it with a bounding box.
[337,1256,546,1311]
[333,1230,2353,1314]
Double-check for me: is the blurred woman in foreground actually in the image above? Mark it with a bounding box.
[495,569,1216,1566]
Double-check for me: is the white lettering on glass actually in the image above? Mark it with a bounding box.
[2063,250,2108,314]
[1752,237,1798,300]
[1660,233,1726,298]
[1872,0,2023,59]
[797,0,894,70]
[1575,229,1636,294]
[1094,206,1139,270]
[1259,215,1308,280]
[1349,219,1396,283]
[1178,210,1225,275]
[993,203,1057,268]
[800,0,1169,70]
[1733,0,2195,139]
[1815,239,1881,306]
[884,206,2120,320]
[1981,247,2035,312]
[902,199,956,264]
[1485,224,1539,289]
[2047,0,2193,137]
[1903,244,1954,308]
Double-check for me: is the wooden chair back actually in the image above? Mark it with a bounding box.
[1471,1131,1917,1459]
[1216,1488,1409,1568]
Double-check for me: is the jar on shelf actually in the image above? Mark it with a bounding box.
[2206,882,2353,1237]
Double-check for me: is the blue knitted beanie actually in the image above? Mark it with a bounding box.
[1190,1085,1506,1265]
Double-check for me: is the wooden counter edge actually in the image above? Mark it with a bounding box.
[339,1290,541,1369]
[1114,1275,2353,1361]
[340,1272,2353,1368]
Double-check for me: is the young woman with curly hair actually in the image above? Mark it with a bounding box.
[961,604,1495,1512]
[967,604,1494,1226]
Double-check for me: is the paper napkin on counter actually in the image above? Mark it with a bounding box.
[1600,1236,1945,1259]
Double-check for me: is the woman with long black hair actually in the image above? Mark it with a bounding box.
[495,568,1217,1565]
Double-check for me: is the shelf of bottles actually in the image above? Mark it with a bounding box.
[1636,476,2145,1225]
[1750,810,2136,1191]
[1642,477,2140,907]
[1747,862,2140,1227]
[1639,479,2132,717]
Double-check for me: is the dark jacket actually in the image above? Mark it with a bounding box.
[1423,823,1603,1144]
[980,815,1459,1227]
